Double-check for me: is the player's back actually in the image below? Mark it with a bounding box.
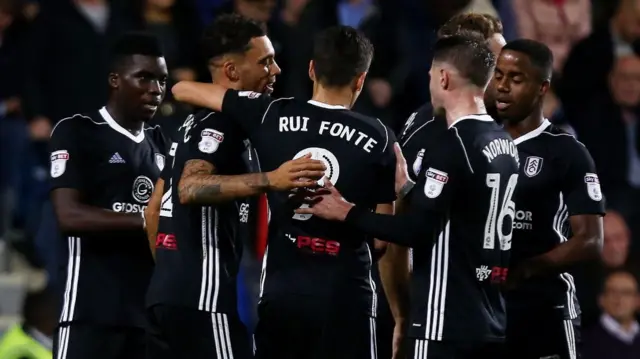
[49,108,166,328]
[409,115,519,343]
[246,98,397,315]
[147,110,248,313]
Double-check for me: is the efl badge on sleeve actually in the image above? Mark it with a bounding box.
[155,153,165,171]
[584,173,603,201]
[238,91,261,99]
[198,128,224,154]
[50,150,69,178]
[424,167,449,199]
[524,156,543,177]
[413,148,425,176]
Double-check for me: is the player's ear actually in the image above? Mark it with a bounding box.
[354,72,367,93]
[440,68,449,90]
[539,80,550,97]
[308,60,316,82]
[108,72,119,90]
[223,59,240,82]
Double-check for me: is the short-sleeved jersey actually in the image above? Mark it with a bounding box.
[406,114,519,343]
[221,91,397,316]
[508,120,605,319]
[146,110,249,313]
[49,107,167,328]
[398,103,448,182]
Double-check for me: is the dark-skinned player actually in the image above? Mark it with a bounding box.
[49,33,169,359]
[493,39,605,359]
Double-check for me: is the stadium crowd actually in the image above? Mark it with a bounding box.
[0,0,639,358]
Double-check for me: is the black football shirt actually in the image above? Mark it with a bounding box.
[146,110,249,313]
[404,115,519,343]
[398,103,447,182]
[220,90,397,316]
[508,120,605,319]
[49,107,167,327]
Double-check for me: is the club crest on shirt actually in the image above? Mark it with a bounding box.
[198,128,224,154]
[424,167,448,199]
[524,156,543,177]
[155,153,165,171]
[412,148,425,176]
[50,150,69,178]
[584,173,603,201]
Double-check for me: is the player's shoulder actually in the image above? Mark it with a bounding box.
[399,103,445,144]
[540,123,591,158]
[344,109,394,146]
[50,111,106,137]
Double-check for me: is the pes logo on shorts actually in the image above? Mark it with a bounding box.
[132,175,154,204]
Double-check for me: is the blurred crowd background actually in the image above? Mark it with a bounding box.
[1,0,640,357]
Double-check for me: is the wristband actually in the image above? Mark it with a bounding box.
[397,180,415,200]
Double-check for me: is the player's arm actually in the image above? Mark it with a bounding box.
[49,121,144,233]
[172,82,272,135]
[373,203,394,257]
[514,144,605,279]
[178,156,326,204]
[144,178,164,260]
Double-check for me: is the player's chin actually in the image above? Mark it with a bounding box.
[139,105,159,120]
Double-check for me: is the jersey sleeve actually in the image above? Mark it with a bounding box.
[185,117,244,168]
[409,135,464,214]
[374,129,398,203]
[221,89,275,135]
[562,141,606,216]
[49,118,85,191]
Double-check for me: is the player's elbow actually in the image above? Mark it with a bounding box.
[54,205,83,232]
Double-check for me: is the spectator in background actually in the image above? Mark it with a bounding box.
[0,0,27,236]
[561,0,640,113]
[23,0,137,126]
[0,289,56,358]
[570,55,640,251]
[576,211,638,328]
[583,270,640,359]
[132,0,202,135]
[213,0,277,23]
[512,0,591,73]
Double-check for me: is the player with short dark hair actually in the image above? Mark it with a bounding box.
[383,16,506,356]
[143,14,326,359]
[49,32,168,359]
[493,39,605,359]
[172,25,395,359]
[298,32,519,359]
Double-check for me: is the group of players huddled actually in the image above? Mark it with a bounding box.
[48,11,604,359]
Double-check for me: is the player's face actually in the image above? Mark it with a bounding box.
[429,63,446,117]
[493,50,545,123]
[484,33,506,109]
[600,274,640,322]
[237,36,281,95]
[116,55,168,121]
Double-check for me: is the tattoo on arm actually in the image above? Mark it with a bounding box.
[178,159,270,204]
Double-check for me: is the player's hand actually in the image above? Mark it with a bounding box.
[393,143,411,195]
[391,323,407,359]
[294,178,354,221]
[266,154,326,191]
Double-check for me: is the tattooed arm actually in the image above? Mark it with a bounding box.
[178,156,326,205]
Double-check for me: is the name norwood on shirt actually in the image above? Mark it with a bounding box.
[279,116,379,153]
[482,138,520,165]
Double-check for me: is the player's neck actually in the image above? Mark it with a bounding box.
[504,109,544,140]
[444,93,487,127]
[311,86,354,109]
[105,102,144,135]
